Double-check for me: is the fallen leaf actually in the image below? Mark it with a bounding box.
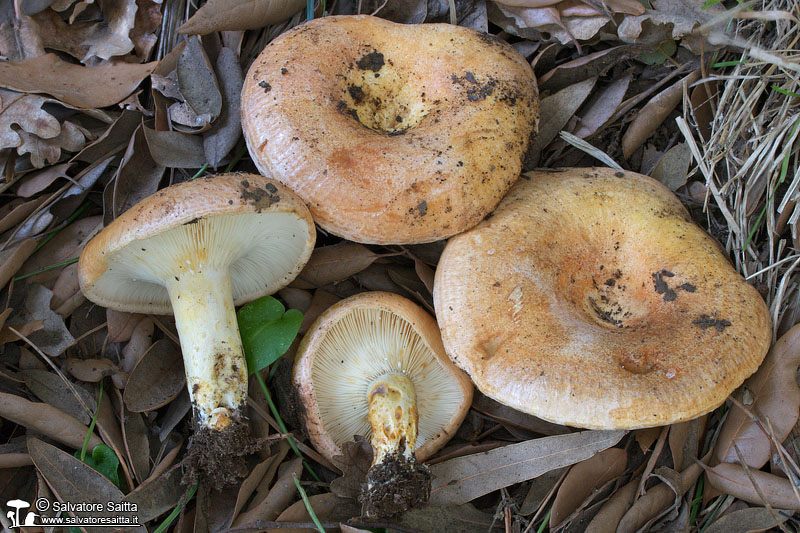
[0,53,157,109]
[124,339,186,412]
[705,462,800,510]
[51,263,83,317]
[585,476,639,533]
[0,89,59,155]
[232,456,276,522]
[75,109,142,163]
[22,368,94,423]
[330,436,373,500]
[650,142,692,190]
[108,123,165,222]
[19,215,102,285]
[65,358,122,382]
[122,466,185,523]
[539,47,634,93]
[429,430,625,506]
[298,289,341,334]
[16,162,74,197]
[550,447,627,527]
[0,197,47,234]
[527,77,596,164]
[233,457,303,526]
[142,125,206,168]
[472,392,570,435]
[176,36,221,126]
[269,493,360,533]
[617,0,725,54]
[204,47,243,168]
[715,322,800,469]
[519,467,566,515]
[108,309,146,344]
[669,416,706,472]
[27,438,143,529]
[0,239,37,289]
[292,243,379,289]
[131,0,163,59]
[369,0,428,23]
[0,15,45,60]
[121,316,154,372]
[179,0,305,34]
[16,119,88,168]
[10,285,75,357]
[622,70,700,159]
[395,503,496,533]
[489,1,608,45]
[572,74,632,139]
[124,410,151,482]
[690,80,720,142]
[0,391,102,450]
[704,506,790,533]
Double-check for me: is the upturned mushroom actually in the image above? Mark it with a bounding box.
[293,291,473,517]
[79,173,315,484]
[242,14,538,245]
[434,168,771,429]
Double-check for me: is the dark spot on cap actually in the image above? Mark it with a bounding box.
[693,314,732,332]
[356,50,384,72]
[258,81,271,92]
[417,200,428,216]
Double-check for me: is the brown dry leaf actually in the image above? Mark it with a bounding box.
[622,70,700,159]
[330,435,373,500]
[369,0,428,23]
[122,467,185,523]
[650,142,692,190]
[0,319,44,344]
[33,0,138,63]
[10,285,75,357]
[27,438,145,530]
[617,461,704,533]
[617,0,725,53]
[473,392,570,435]
[704,506,790,533]
[539,47,634,93]
[299,289,341,334]
[278,288,313,314]
[0,197,46,234]
[142,125,206,168]
[0,53,157,109]
[585,476,639,533]
[121,316,154,372]
[635,427,661,452]
[397,504,496,533]
[572,74,632,139]
[292,243,379,289]
[0,392,102,450]
[75,109,142,163]
[204,47,244,168]
[16,162,74,197]
[108,123,165,221]
[413,258,435,294]
[175,36,221,127]
[715,323,800,468]
[22,368,94,423]
[20,215,102,285]
[0,238,37,289]
[528,77,596,164]
[179,0,305,34]
[705,462,800,510]
[429,430,625,506]
[269,493,360,533]
[123,410,150,482]
[51,263,83,317]
[17,119,88,168]
[65,358,122,383]
[232,456,276,522]
[669,416,705,472]
[550,447,627,527]
[0,16,45,60]
[233,457,303,527]
[123,339,185,412]
[0,89,61,158]
[690,80,719,142]
[108,309,146,344]
[489,2,608,45]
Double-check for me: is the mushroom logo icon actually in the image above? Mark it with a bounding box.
[5,499,37,528]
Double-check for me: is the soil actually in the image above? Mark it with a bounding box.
[361,452,431,518]
[183,411,262,489]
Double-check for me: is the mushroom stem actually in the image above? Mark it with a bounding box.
[367,373,419,462]
[363,372,431,518]
[166,266,247,431]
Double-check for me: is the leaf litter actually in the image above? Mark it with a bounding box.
[0,0,799,531]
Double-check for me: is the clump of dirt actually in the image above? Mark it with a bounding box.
[361,452,431,518]
[183,413,262,489]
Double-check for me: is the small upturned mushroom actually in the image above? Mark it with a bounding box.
[434,167,771,429]
[79,173,315,485]
[293,291,473,517]
[242,15,539,245]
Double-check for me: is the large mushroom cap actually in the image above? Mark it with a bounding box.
[434,168,771,430]
[293,291,473,463]
[242,15,538,245]
[79,173,315,314]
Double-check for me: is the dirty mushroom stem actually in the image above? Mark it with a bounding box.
[367,373,419,463]
[167,262,247,431]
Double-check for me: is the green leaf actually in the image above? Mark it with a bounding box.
[636,40,677,65]
[237,295,303,374]
[75,444,120,487]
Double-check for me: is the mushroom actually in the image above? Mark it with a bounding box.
[434,168,771,429]
[242,14,539,245]
[293,291,473,517]
[79,173,315,484]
